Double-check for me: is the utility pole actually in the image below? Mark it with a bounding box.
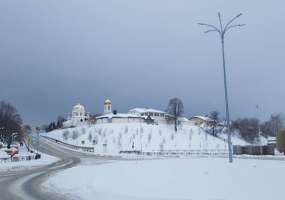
[198,13,245,163]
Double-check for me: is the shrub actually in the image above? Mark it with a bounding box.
[72,130,79,140]
[62,130,70,140]
[88,133,92,142]
[98,128,102,135]
[148,133,152,143]
[124,126,129,134]
[93,135,98,145]
[171,133,174,141]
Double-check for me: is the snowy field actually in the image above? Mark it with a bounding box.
[44,157,284,200]
[43,123,229,155]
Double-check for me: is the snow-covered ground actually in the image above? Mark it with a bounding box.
[0,144,58,171]
[43,123,229,155]
[44,157,285,200]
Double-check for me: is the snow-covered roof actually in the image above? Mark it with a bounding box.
[73,103,85,112]
[267,136,276,140]
[96,113,143,119]
[190,116,214,122]
[104,99,111,104]
[128,108,166,114]
[178,117,189,122]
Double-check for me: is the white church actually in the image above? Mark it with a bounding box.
[63,103,90,128]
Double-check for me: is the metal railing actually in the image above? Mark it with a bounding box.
[120,149,228,157]
[41,135,94,152]
[0,154,41,163]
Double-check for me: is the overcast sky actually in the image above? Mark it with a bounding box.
[0,0,284,125]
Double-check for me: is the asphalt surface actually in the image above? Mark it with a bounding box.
[0,138,113,200]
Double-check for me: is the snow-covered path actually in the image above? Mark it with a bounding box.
[44,157,285,200]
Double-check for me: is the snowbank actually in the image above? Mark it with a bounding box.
[44,157,285,200]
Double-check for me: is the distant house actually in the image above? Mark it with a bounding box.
[128,108,169,124]
[189,116,216,126]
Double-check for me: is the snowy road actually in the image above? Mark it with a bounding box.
[0,138,112,200]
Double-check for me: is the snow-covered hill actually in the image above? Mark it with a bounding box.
[43,123,229,155]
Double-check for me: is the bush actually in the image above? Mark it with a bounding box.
[148,133,152,143]
[62,130,70,140]
[88,133,92,142]
[93,135,98,145]
[72,130,79,140]
[124,126,129,134]
[171,133,174,141]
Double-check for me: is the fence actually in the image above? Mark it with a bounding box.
[41,135,94,152]
[0,154,41,164]
[120,149,229,157]
[233,145,275,155]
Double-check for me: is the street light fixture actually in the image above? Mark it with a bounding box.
[198,13,245,163]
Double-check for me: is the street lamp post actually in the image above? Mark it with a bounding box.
[198,13,245,163]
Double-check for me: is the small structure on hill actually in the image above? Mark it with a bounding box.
[128,108,169,124]
[189,116,216,126]
[96,113,144,124]
[63,103,90,128]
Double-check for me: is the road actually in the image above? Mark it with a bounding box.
[0,138,112,200]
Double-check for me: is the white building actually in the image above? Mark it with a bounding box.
[96,113,144,124]
[128,108,169,124]
[63,103,90,128]
[189,116,216,126]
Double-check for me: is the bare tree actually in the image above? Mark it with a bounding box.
[231,118,259,143]
[0,101,23,145]
[209,111,219,121]
[261,113,284,137]
[62,130,70,140]
[166,98,184,132]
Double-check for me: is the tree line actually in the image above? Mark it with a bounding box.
[206,111,284,143]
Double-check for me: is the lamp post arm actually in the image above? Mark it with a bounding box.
[198,23,221,34]
[225,24,246,33]
[224,13,243,31]
[218,13,224,37]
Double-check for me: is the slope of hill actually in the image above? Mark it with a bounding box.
[43,123,229,155]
